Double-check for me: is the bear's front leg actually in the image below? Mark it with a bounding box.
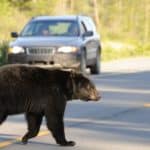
[45,110,75,146]
[51,123,75,147]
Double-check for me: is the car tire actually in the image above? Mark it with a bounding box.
[80,50,87,74]
[90,50,101,74]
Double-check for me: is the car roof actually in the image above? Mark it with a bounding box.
[31,15,90,21]
[32,15,79,21]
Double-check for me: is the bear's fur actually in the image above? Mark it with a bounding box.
[0,64,100,146]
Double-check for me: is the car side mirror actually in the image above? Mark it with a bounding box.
[83,31,93,37]
[11,32,19,38]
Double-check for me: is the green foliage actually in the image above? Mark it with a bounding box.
[8,0,31,10]
[24,0,57,16]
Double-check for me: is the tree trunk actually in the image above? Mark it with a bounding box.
[92,0,100,27]
[70,0,74,13]
[144,0,150,42]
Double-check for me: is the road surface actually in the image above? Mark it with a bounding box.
[0,57,150,150]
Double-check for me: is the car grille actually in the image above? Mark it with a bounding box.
[27,47,55,54]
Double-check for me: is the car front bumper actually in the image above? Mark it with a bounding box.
[8,53,80,68]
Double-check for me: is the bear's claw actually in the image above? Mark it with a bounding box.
[21,138,28,145]
[59,141,76,146]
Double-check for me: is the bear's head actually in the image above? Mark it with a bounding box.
[67,72,101,101]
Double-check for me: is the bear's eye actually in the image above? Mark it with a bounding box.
[85,84,91,90]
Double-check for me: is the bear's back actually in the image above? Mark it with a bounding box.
[0,64,70,114]
[0,64,70,88]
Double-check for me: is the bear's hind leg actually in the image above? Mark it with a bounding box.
[22,112,43,144]
[0,112,7,125]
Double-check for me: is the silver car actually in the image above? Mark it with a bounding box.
[8,15,101,74]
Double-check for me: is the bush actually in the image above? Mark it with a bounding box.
[0,41,8,65]
[101,40,150,61]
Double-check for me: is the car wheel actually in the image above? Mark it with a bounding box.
[90,50,101,74]
[80,50,87,74]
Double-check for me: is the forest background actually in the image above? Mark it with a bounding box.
[0,0,150,64]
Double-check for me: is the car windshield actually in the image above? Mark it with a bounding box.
[20,20,79,37]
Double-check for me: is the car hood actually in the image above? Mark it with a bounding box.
[10,37,82,47]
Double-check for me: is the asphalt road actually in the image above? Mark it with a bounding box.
[0,57,150,150]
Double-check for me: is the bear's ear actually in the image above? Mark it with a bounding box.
[67,71,76,89]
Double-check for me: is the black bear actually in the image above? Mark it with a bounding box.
[0,64,101,146]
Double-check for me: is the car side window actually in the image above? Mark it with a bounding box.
[80,21,87,35]
[88,18,97,33]
[82,17,95,32]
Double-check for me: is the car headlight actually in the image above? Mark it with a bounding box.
[57,46,78,53]
[8,46,24,54]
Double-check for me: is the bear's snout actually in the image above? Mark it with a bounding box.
[89,91,101,101]
[96,92,101,101]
